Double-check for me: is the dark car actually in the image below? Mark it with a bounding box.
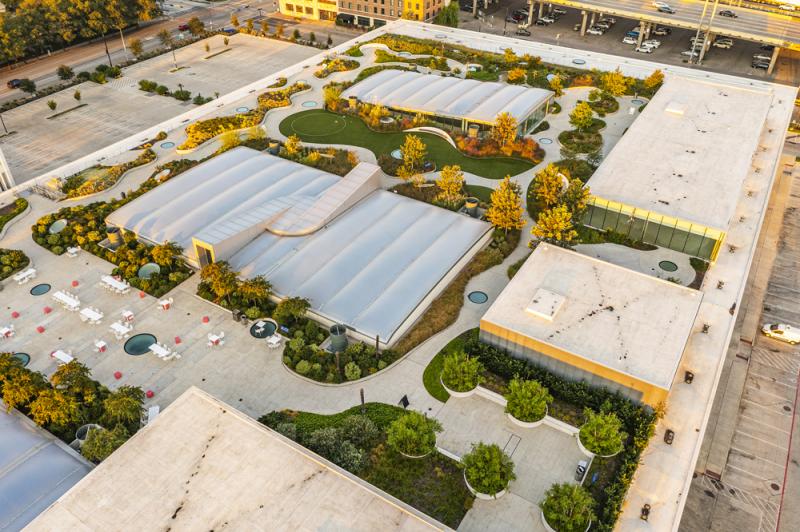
[534,19,548,26]
[177,23,189,31]
[718,9,737,17]
[658,6,676,14]
[515,28,531,36]
[222,28,237,34]
[760,44,775,51]
[6,79,21,89]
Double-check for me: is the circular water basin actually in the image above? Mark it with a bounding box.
[124,333,157,356]
[160,141,175,149]
[301,101,318,108]
[631,99,645,105]
[30,283,51,296]
[137,263,161,279]
[48,219,67,234]
[658,260,678,272]
[572,58,587,65]
[250,320,277,339]
[468,291,488,304]
[539,138,553,145]
[380,116,394,124]
[12,353,30,367]
[391,149,403,160]
[236,106,250,113]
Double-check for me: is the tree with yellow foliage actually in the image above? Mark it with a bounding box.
[507,67,526,84]
[569,101,595,131]
[492,112,518,147]
[400,134,426,171]
[549,75,564,97]
[284,134,302,157]
[532,205,578,246]
[599,68,630,97]
[436,165,465,206]
[643,69,664,91]
[561,179,590,217]
[486,176,526,233]
[532,163,565,208]
[503,48,518,64]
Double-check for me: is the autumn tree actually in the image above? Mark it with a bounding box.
[51,361,101,406]
[237,275,272,306]
[507,67,526,84]
[29,388,81,428]
[532,205,578,246]
[2,368,47,412]
[644,69,665,91]
[151,241,183,271]
[492,112,518,147]
[436,165,465,206]
[486,176,526,233]
[400,134,426,172]
[187,16,205,36]
[569,101,594,131]
[82,424,130,463]
[129,37,144,57]
[503,48,518,64]
[323,84,343,111]
[532,163,565,208]
[284,134,302,157]
[561,179,590,218]
[157,29,174,48]
[600,68,630,97]
[200,261,239,305]
[549,75,564,97]
[231,13,240,27]
[101,385,145,429]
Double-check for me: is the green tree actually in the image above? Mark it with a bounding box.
[187,16,204,36]
[340,415,380,449]
[579,409,627,455]
[435,165,465,206]
[2,367,48,412]
[486,176,526,233]
[100,385,144,428]
[292,28,301,41]
[327,35,333,46]
[569,101,594,131]
[386,411,442,456]
[28,388,81,428]
[505,379,552,423]
[600,68,630,96]
[51,361,101,406]
[18,78,36,94]
[309,31,316,42]
[462,443,516,496]
[532,205,578,246]
[434,2,459,27]
[561,179,590,218]
[541,483,595,531]
[237,275,272,306]
[129,37,144,57]
[344,361,361,381]
[441,351,484,392]
[200,261,239,305]
[273,297,311,326]
[47,99,57,111]
[151,241,183,271]
[57,64,74,80]
[81,424,130,463]
[532,163,565,208]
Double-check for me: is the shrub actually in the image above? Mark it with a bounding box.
[386,411,442,456]
[155,85,169,95]
[462,443,515,496]
[344,361,361,381]
[172,89,192,101]
[76,71,90,81]
[18,78,36,93]
[295,360,312,375]
[441,351,484,392]
[81,424,130,463]
[275,422,297,440]
[505,378,552,422]
[541,483,595,531]
[579,409,627,456]
[138,80,158,92]
[340,415,380,449]
[57,64,74,80]
[89,71,107,84]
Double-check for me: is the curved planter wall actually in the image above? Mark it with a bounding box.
[506,405,548,429]
[464,472,507,500]
[541,511,591,532]
[441,377,477,399]
[576,432,622,459]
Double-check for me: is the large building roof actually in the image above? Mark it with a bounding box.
[1,404,92,531]
[25,387,444,531]
[341,69,552,124]
[107,148,490,343]
[586,77,773,232]
[481,244,702,390]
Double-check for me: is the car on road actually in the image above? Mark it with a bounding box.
[643,39,661,48]
[653,26,671,36]
[222,28,237,34]
[586,26,605,35]
[779,4,796,11]
[178,23,190,31]
[718,9,737,18]
[6,79,21,89]
[761,323,800,344]
[658,5,677,14]
[515,28,531,36]
[635,46,654,53]
[653,1,670,7]
[622,36,637,45]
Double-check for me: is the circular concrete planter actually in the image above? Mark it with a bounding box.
[541,510,591,532]
[398,449,433,459]
[464,471,507,500]
[506,405,548,429]
[577,431,622,458]
[440,376,476,398]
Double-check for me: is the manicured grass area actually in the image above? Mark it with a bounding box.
[465,184,494,204]
[0,198,28,233]
[279,110,534,179]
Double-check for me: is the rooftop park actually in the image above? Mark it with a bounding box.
[259,404,474,528]
[0,248,30,281]
[59,148,156,199]
[0,197,28,233]
[314,56,359,78]
[0,354,146,464]
[422,329,658,530]
[373,48,450,72]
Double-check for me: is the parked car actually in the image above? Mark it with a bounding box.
[753,53,772,62]
[222,27,237,34]
[779,4,796,11]
[594,21,612,30]
[573,23,582,31]
[760,44,775,51]
[752,60,770,70]
[515,27,531,36]
[598,16,616,24]
[658,5,677,14]
[643,39,661,48]
[636,46,654,53]
[534,19,549,26]
[586,26,605,35]
[681,49,701,58]
[177,23,189,31]
[626,30,640,37]
[718,9,737,17]
[653,26,671,36]
[622,36,637,45]
[761,323,800,344]
[713,40,733,49]
[539,15,555,23]
[552,7,567,15]
[6,79,21,89]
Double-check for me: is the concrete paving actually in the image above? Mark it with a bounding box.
[576,242,697,285]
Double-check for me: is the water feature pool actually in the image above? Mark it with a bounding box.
[301,101,318,108]
[572,58,587,65]
[30,283,51,296]
[659,260,678,272]
[137,263,161,279]
[236,106,250,113]
[391,149,403,160]
[631,99,645,105]
[13,353,30,367]
[250,320,277,339]
[160,141,175,149]
[124,333,157,356]
[539,138,553,145]
[468,291,488,304]
[49,219,67,234]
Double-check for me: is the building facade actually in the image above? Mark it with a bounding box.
[278,0,338,21]
[278,0,446,24]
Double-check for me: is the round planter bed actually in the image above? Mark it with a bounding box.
[398,449,433,459]
[541,510,591,532]
[440,376,477,398]
[506,405,548,429]
[464,471,507,500]
[576,432,622,458]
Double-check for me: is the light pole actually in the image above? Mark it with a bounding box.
[171,47,178,70]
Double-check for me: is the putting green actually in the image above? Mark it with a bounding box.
[279,110,535,179]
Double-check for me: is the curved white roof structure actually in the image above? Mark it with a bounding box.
[341,69,552,125]
[107,148,491,344]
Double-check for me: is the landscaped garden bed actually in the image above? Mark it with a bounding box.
[558,118,605,154]
[0,248,29,281]
[61,149,156,198]
[0,198,28,234]
[259,403,474,528]
[587,90,620,116]
[373,49,450,71]
[314,57,359,78]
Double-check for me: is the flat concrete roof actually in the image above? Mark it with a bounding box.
[587,76,773,232]
[481,244,702,390]
[25,387,445,532]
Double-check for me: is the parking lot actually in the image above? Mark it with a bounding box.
[457,3,799,85]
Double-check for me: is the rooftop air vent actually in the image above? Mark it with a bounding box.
[526,288,565,322]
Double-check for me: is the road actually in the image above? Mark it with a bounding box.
[0,0,360,105]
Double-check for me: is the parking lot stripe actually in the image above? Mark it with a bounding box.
[738,413,791,435]
[742,398,793,416]
[730,447,788,469]
[735,429,789,452]
[746,384,792,400]
[747,371,797,388]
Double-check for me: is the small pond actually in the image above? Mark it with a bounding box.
[572,58,587,65]
[539,138,553,145]
[12,353,30,367]
[250,320,277,339]
[48,219,67,234]
[468,291,489,304]
[631,99,645,105]
[124,333,157,356]
[30,283,51,296]
[236,106,250,113]
[160,141,175,149]
[137,263,161,279]
[391,149,403,160]
[658,260,678,272]
[301,101,318,108]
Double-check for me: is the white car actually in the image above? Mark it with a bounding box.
[586,27,605,35]
[552,7,567,15]
[713,40,733,49]
[599,17,616,24]
[779,4,796,11]
[622,36,637,45]
[753,53,772,62]
[635,46,654,53]
[642,39,661,48]
[540,15,555,23]
[681,49,700,58]
[762,323,800,344]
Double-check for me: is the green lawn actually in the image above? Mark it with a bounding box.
[279,110,534,179]
[465,185,494,204]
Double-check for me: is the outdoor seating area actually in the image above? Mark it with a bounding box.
[158,298,173,311]
[52,290,80,311]
[50,349,74,365]
[66,246,81,258]
[110,321,133,340]
[207,332,225,348]
[100,275,131,294]
[149,342,180,361]
[267,335,283,349]
[79,307,104,324]
[13,267,37,284]
[1,325,15,339]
